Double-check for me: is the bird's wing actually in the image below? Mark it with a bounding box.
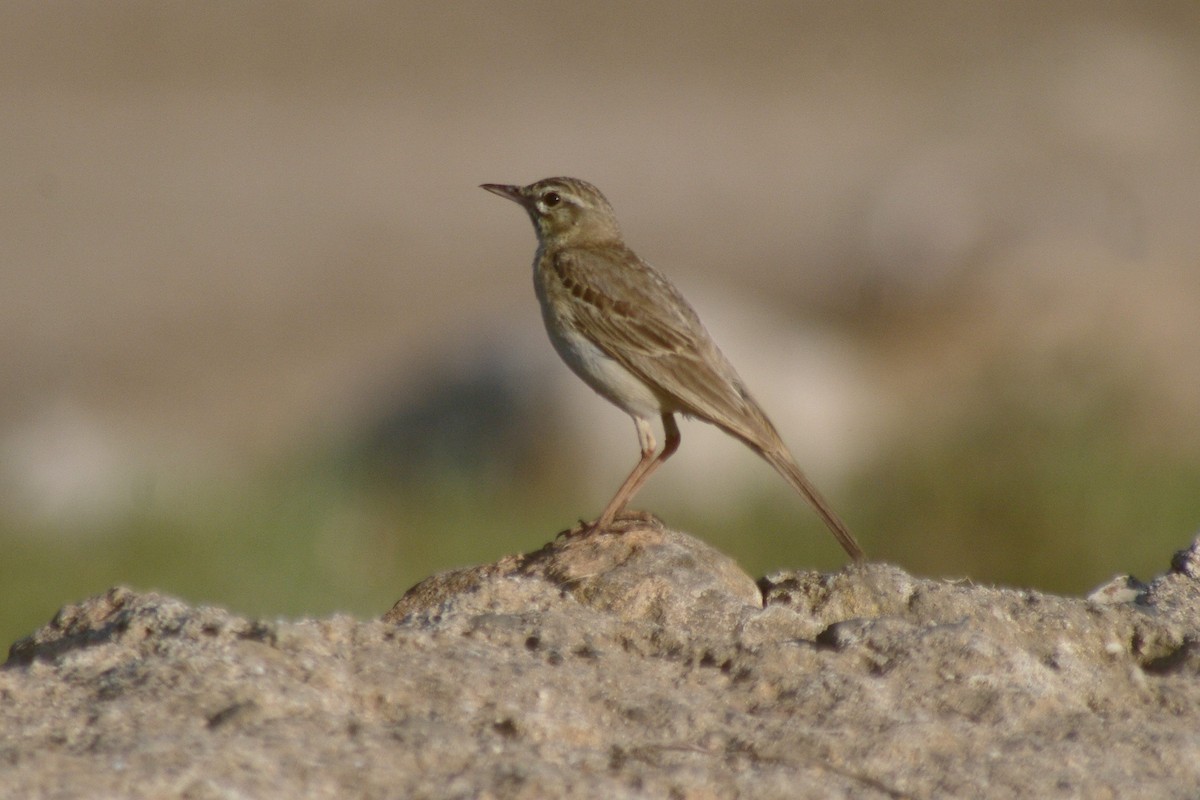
[551,246,779,447]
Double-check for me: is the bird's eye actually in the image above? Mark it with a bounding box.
[541,191,561,208]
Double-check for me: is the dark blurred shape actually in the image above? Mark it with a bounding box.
[346,352,553,491]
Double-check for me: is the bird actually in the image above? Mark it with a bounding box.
[481,177,865,562]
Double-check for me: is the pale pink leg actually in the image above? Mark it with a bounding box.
[594,413,681,530]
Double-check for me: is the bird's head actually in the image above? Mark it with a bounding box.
[481,177,622,247]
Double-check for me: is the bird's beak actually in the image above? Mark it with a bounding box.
[480,183,525,206]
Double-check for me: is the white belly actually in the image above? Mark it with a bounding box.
[545,321,664,420]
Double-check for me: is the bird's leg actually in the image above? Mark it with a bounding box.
[592,417,656,531]
[592,414,681,531]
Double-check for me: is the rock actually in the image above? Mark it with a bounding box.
[3,528,1199,799]
[386,521,763,631]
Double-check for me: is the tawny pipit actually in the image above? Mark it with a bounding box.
[482,177,865,562]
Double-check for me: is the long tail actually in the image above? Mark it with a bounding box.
[758,446,866,562]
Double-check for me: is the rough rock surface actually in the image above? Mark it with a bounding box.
[3,524,1200,799]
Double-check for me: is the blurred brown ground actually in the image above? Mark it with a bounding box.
[2,2,1198,643]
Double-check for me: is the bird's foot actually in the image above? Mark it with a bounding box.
[558,509,664,539]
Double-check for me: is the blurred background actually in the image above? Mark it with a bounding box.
[3,1,1199,647]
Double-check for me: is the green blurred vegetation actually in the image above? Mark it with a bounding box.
[0,459,580,651]
[850,365,1199,592]
[3,361,1197,651]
